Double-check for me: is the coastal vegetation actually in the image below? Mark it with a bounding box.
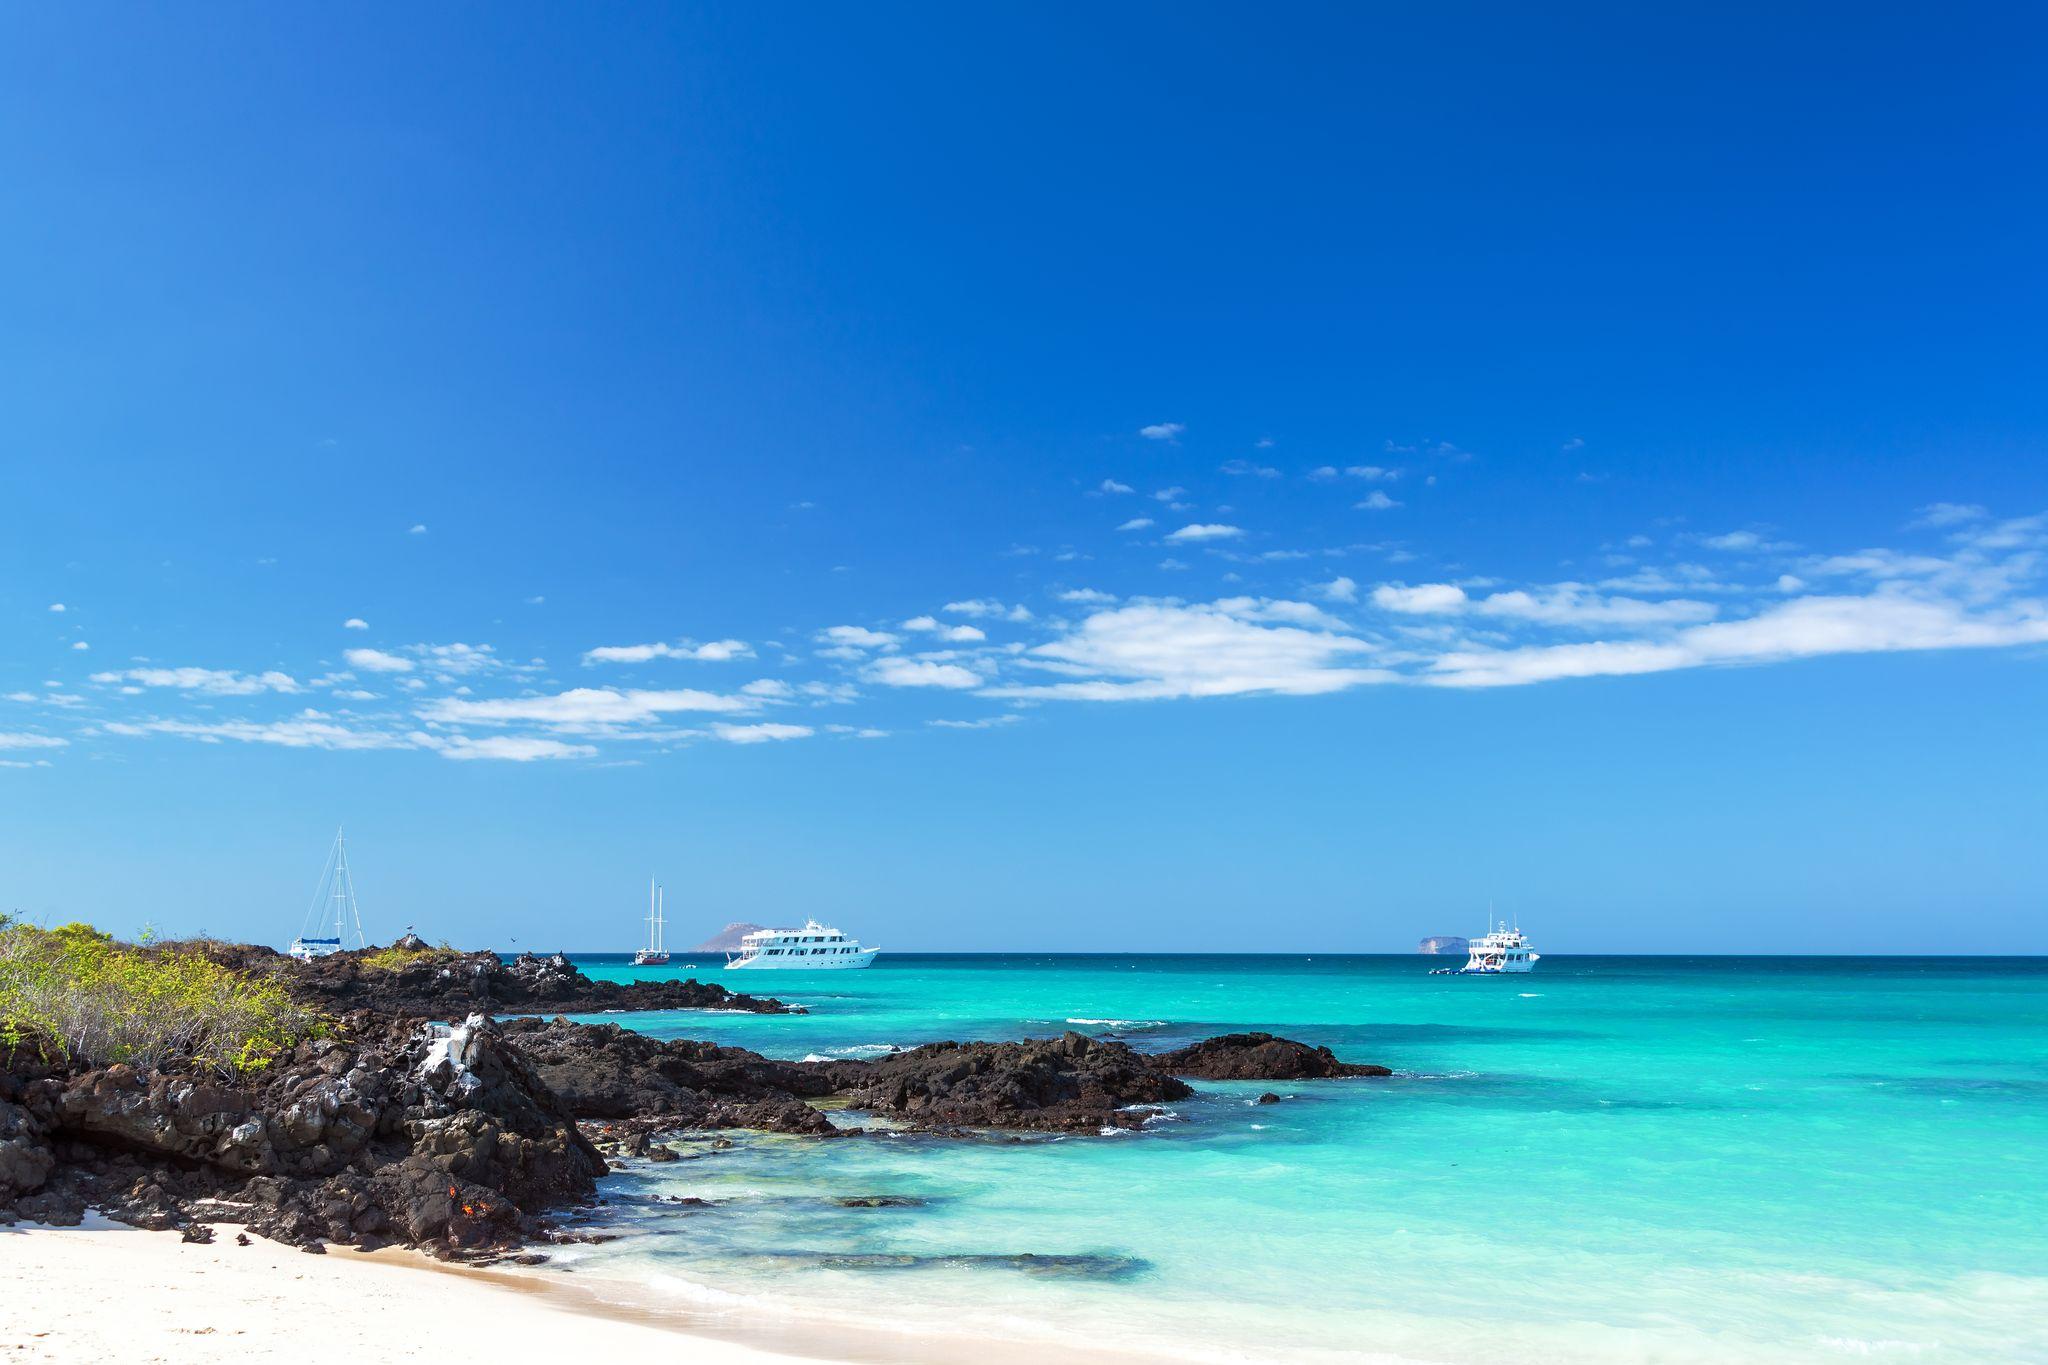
[358,940,463,972]
[0,916,319,1077]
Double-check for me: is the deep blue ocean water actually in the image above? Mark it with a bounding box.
[537,954,2048,1363]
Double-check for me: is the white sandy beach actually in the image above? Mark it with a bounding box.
[0,1220,815,1365]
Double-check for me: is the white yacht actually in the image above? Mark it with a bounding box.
[289,827,368,962]
[1460,919,1540,974]
[725,920,879,971]
[633,879,671,966]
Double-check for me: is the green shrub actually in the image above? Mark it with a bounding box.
[0,921,320,1077]
[358,943,464,973]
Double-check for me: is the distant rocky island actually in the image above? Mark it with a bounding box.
[690,921,766,953]
[1418,935,1469,955]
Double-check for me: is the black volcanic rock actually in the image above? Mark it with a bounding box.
[1145,1032,1392,1080]
[828,1032,1194,1133]
[188,942,798,1020]
[494,1018,839,1137]
[0,1013,605,1257]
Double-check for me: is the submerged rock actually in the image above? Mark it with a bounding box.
[752,1249,1151,1280]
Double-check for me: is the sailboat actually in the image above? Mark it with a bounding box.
[289,827,368,961]
[634,878,671,966]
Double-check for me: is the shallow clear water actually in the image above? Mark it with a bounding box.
[548,955,2048,1363]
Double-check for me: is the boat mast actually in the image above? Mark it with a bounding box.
[655,883,665,954]
[329,827,367,948]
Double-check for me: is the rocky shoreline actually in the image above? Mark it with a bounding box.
[1,940,1391,1261]
[195,938,801,1019]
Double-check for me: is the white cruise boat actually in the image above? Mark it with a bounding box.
[725,920,879,971]
[633,879,671,966]
[289,827,368,961]
[1459,919,1540,974]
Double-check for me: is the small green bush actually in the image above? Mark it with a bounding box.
[0,920,320,1077]
[358,944,465,973]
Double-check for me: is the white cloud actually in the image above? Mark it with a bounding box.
[1315,576,1359,603]
[864,657,984,689]
[345,648,414,673]
[987,600,1390,701]
[1098,478,1134,494]
[343,618,369,630]
[91,667,302,696]
[1429,592,2048,688]
[1348,466,1398,480]
[418,733,596,762]
[929,714,1025,729]
[900,617,985,642]
[1911,502,1988,529]
[582,639,754,664]
[1139,422,1185,441]
[1355,491,1401,510]
[70,642,89,651]
[817,625,899,650]
[1374,583,1469,613]
[47,603,65,613]
[104,716,410,751]
[943,599,1032,622]
[1221,459,1281,478]
[1116,517,1155,532]
[1058,588,1117,605]
[712,722,814,744]
[409,524,428,535]
[1371,582,1713,627]
[1165,523,1244,543]
[1152,486,1188,503]
[413,642,498,675]
[0,733,68,750]
[418,687,754,730]
[1472,587,1716,628]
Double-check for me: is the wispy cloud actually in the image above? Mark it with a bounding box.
[712,722,814,744]
[1165,523,1244,543]
[583,639,754,664]
[91,667,302,696]
[1911,502,1988,529]
[864,657,984,689]
[418,687,755,731]
[1116,517,1155,532]
[344,648,413,674]
[1097,478,1134,494]
[1355,491,1401,511]
[1221,459,1280,478]
[987,599,1389,702]
[416,732,596,762]
[1138,422,1185,442]
[343,618,369,630]
[943,599,1032,621]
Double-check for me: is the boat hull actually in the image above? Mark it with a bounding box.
[726,947,880,971]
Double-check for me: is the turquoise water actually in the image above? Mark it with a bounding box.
[549,955,2048,1363]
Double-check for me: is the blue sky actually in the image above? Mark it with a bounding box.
[3,7,2044,952]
